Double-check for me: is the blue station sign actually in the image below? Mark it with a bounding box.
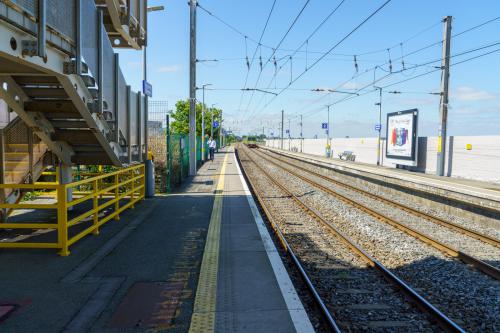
[142,80,153,97]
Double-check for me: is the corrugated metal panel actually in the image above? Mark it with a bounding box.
[117,70,127,139]
[47,0,75,40]
[129,91,138,145]
[81,0,98,80]
[102,38,115,120]
[9,0,37,16]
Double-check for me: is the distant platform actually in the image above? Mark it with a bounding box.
[261,146,500,214]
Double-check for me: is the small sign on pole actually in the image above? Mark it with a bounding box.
[142,80,153,97]
[321,123,328,129]
[213,121,219,128]
[375,124,382,131]
[285,129,290,134]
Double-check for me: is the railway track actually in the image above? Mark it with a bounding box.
[236,146,464,333]
[253,148,500,280]
[261,148,500,248]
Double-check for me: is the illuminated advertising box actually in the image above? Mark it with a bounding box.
[385,109,418,166]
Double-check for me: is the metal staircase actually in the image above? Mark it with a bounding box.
[0,0,147,169]
[0,117,51,204]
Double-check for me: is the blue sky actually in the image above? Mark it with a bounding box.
[118,0,500,138]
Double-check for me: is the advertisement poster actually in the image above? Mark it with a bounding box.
[386,109,418,165]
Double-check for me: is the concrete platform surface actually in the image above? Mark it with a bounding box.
[0,147,312,333]
[262,146,500,211]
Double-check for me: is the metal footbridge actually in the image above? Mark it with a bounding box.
[0,0,150,253]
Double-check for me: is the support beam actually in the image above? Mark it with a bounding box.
[37,0,46,58]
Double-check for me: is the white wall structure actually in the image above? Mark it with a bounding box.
[265,136,500,184]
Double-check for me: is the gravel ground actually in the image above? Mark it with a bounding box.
[238,149,441,333]
[248,148,500,333]
[259,149,500,268]
[265,150,500,240]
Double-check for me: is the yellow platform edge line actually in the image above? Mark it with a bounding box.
[189,153,229,333]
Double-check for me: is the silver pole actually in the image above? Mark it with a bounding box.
[202,86,205,162]
[281,110,284,149]
[189,0,197,175]
[436,16,452,176]
[300,114,303,153]
[377,87,382,166]
[143,42,149,161]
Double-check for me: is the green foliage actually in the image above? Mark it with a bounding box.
[170,99,223,138]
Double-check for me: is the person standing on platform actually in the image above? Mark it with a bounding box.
[208,137,216,161]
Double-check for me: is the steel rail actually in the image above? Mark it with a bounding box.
[240,145,465,333]
[235,148,342,333]
[254,148,500,281]
[261,148,500,248]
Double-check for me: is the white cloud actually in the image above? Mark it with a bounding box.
[453,86,496,102]
[157,65,182,73]
[340,82,363,90]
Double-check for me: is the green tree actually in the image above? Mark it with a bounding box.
[171,100,223,139]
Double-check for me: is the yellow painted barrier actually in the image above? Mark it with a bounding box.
[0,164,145,256]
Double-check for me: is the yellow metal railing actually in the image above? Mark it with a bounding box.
[0,164,145,256]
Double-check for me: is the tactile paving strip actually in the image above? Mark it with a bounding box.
[189,154,228,333]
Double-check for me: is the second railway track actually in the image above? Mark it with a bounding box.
[237,145,464,333]
[239,144,499,332]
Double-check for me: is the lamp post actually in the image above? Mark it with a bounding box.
[374,86,382,166]
[326,104,331,158]
[198,83,212,161]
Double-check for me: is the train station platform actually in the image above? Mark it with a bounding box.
[262,146,500,213]
[0,147,313,333]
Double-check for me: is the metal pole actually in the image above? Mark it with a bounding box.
[202,86,205,161]
[37,0,46,58]
[220,109,223,148]
[188,0,197,176]
[327,105,330,146]
[300,114,303,153]
[281,110,284,150]
[143,40,149,161]
[377,87,382,166]
[166,114,172,193]
[211,110,214,138]
[437,16,452,176]
[288,118,291,151]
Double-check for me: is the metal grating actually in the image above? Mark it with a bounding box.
[81,0,98,80]
[9,0,37,16]
[129,90,138,145]
[47,0,76,40]
[117,68,127,137]
[102,37,115,119]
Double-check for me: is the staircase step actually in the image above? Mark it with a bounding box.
[24,100,80,114]
[51,120,89,129]
[23,87,68,99]
[4,152,29,161]
[4,161,29,172]
[14,75,60,85]
[53,129,98,145]
[72,152,113,165]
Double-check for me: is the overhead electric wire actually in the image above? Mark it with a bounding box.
[255,0,393,116]
[237,0,277,112]
[243,0,312,113]
[300,45,500,120]
[286,15,500,120]
[246,0,348,120]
